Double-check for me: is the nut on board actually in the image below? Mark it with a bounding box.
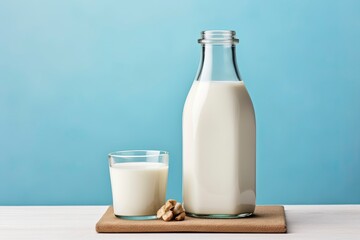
[157,199,185,221]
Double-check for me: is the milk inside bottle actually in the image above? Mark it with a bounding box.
[182,30,256,218]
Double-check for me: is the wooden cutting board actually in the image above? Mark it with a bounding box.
[96,205,287,233]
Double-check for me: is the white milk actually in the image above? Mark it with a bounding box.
[183,81,256,215]
[110,162,168,216]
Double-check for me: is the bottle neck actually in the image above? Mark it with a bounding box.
[196,44,241,82]
[195,30,241,82]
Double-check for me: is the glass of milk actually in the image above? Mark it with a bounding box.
[108,150,169,220]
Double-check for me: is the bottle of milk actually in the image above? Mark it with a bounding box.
[183,30,256,218]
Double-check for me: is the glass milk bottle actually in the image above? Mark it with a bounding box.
[182,30,256,218]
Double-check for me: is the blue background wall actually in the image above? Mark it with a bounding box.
[1,0,359,205]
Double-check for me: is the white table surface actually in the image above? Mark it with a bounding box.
[0,205,359,240]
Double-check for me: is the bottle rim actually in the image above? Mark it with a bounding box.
[198,30,239,44]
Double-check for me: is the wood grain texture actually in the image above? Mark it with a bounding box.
[96,206,287,233]
[0,205,359,240]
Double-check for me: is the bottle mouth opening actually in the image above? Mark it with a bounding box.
[198,30,239,44]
